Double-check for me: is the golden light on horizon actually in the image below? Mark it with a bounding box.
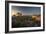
[32,16,37,18]
[11,10,22,16]
[11,10,17,16]
[32,15,41,21]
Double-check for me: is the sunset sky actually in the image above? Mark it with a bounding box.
[11,6,41,16]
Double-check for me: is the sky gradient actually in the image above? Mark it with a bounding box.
[11,6,41,15]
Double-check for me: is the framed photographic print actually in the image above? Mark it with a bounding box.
[5,1,45,33]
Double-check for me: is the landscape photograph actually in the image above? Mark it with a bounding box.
[11,6,41,28]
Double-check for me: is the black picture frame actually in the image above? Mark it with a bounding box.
[5,1,45,33]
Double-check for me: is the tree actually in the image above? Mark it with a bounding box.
[16,12,22,16]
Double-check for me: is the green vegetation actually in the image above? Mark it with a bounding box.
[12,16,41,28]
